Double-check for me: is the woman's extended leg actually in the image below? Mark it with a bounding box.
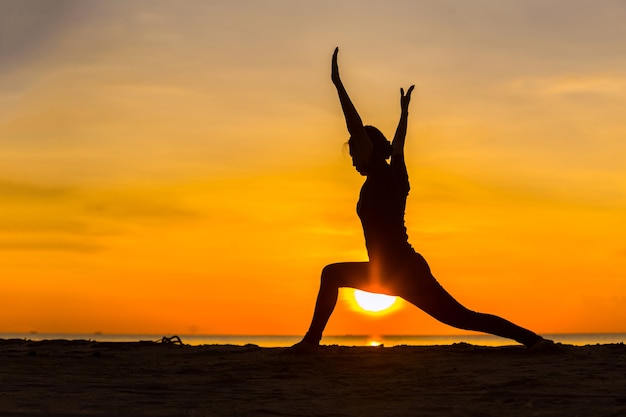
[299,262,370,345]
[399,254,543,347]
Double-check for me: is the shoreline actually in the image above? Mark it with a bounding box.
[1,339,625,416]
[2,332,625,348]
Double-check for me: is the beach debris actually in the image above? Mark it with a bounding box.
[158,335,186,346]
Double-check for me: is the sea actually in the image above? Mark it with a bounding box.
[1,333,624,348]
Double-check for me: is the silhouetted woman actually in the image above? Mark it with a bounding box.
[291,48,551,351]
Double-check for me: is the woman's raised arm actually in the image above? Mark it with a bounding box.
[331,48,372,166]
[391,85,414,158]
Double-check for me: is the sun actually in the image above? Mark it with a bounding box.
[353,289,398,313]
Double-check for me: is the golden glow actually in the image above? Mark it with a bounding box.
[353,290,397,313]
[1,2,626,336]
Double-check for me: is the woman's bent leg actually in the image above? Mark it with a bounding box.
[301,262,370,345]
[400,255,542,347]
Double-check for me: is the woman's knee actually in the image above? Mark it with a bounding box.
[320,263,343,287]
[320,262,366,288]
[321,262,342,277]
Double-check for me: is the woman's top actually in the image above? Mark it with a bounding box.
[356,155,415,269]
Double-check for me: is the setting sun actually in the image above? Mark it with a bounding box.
[353,290,398,313]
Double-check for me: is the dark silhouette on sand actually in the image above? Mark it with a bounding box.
[291,48,552,352]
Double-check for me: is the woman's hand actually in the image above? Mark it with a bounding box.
[331,47,341,85]
[400,85,415,112]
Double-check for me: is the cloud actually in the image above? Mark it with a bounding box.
[508,75,626,97]
[81,191,198,221]
[0,178,201,254]
[0,239,103,253]
[0,0,84,71]
[0,180,74,200]
[2,178,199,217]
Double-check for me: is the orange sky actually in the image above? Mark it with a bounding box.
[1,1,625,337]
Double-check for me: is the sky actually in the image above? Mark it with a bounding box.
[1,0,625,337]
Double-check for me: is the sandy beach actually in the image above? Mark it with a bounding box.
[1,339,625,417]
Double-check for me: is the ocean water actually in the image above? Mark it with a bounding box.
[1,333,624,348]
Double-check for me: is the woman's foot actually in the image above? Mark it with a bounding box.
[286,339,319,354]
[528,338,561,353]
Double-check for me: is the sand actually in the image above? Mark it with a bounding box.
[1,339,625,417]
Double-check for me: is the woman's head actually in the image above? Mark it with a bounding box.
[363,126,393,160]
[348,126,392,174]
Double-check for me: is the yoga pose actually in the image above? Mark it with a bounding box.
[292,48,551,351]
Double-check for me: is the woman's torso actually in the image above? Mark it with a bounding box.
[357,158,414,269]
